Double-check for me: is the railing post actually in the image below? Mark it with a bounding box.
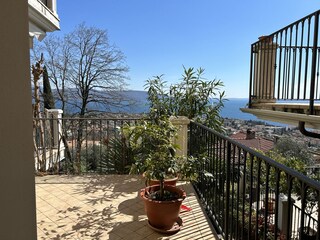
[309,12,319,115]
[188,121,193,156]
[170,116,190,157]
[224,141,231,240]
[249,44,254,107]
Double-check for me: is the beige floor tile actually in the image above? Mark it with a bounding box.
[135,224,155,237]
[124,220,145,231]
[43,207,61,218]
[105,232,122,240]
[36,175,218,239]
[145,232,165,239]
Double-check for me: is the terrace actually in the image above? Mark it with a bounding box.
[34,117,320,239]
[36,175,216,239]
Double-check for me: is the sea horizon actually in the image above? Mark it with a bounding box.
[57,90,287,127]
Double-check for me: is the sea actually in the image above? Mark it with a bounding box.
[221,98,252,120]
[119,94,287,127]
[221,99,287,127]
[59,90,286,126]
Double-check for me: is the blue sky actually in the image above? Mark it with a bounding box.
[55,1,319,98]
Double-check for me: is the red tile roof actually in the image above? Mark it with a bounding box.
[230,131,274,152]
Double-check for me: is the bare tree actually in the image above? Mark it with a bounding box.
[32,23,130,173]
[33,23,129,115]
[31,35,68,113]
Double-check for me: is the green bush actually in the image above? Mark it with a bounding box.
[146,66,226,131]
[77,138,133,174]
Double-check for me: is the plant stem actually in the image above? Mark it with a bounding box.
[160,180,164,200]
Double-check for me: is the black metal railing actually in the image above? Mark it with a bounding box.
[249,10,320,115]
[292,203,318,239]
[33,117,141,174]
[189,121,320,239]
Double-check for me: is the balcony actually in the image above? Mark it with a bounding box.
[28,0,60,45]
[35,116,320,239]
[241,10,320,130]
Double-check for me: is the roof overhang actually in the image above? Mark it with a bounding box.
[240,108,320,130]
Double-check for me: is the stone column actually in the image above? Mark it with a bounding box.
[253,37,278,103]
[46,109,63,148]
[45,109,65,169]
[170,116,190,157]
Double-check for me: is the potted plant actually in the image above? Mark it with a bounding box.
[126,111,200,231]
[125,70,214,231]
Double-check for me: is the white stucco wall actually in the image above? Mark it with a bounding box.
[0,1,37,239]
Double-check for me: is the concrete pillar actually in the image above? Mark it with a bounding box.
[277,194,295,235]
[253,36,278,103]
[44,109,64,170]
[0,1,37,239]
[170,116,190,157]
[49,0,58,15]
[46,109,63,147]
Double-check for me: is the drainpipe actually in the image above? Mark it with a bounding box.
[298,121,320,139]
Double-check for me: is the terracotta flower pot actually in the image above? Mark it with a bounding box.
[140,185,186,230]
[142,172,178,186]
[147,176,178,186]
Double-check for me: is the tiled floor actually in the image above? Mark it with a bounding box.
[36,175,219,240]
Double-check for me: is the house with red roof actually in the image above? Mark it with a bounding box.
[230,129,274,152]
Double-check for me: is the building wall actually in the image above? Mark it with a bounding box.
[0,1,37,239]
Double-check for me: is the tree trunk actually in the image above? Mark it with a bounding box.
[32,58,46,172]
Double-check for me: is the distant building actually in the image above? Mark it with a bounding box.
[230,129,274,152]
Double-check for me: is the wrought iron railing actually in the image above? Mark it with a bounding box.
[33,117,141,174]
[249,10,320,115]
[292,203,318,239]
[189,121,320,239]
